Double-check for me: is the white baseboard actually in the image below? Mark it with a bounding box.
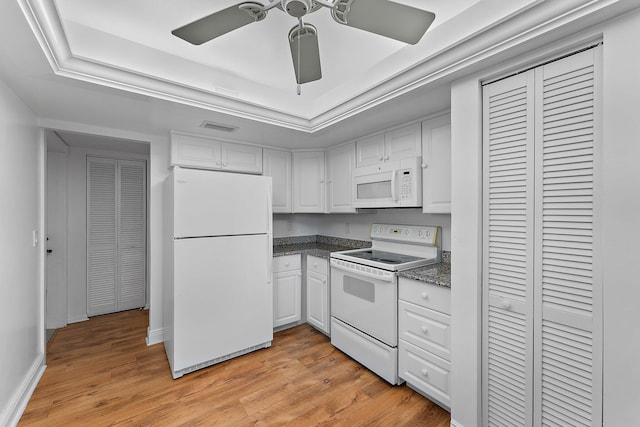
[67,315,89,324]
[0,354,46,427]
[450,419,464,427]
[146,326,164,346]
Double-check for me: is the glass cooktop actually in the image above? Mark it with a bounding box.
[343,249,425,265]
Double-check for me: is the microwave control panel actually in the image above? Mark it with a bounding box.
[400,170,412,200]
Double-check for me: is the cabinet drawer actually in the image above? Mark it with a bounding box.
[398,340,451,408]
[273,255,301,273]
[399,300,450,361]
[399,278,450,315]
[306,255,328,275]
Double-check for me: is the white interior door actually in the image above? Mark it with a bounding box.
[46,151,68,329]
[87,157,146,316]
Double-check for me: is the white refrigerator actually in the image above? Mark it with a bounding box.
[163,167,273,379]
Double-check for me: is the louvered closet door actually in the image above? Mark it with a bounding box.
[533,49,601,426]
[87,158,118,316]
[88,157,146,316]
[118,160,146,311]
[483,70,536,427]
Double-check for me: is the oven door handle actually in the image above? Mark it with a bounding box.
[330,261,395,282]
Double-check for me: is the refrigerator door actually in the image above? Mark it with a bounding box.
[173,167,272,238]
[173,234,273,372]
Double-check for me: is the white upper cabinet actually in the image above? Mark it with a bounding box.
[422,114,452,213]
[263,149,292,213]
[356,123,422,167]
[326,142,356,213]
[292,151,325,213]
[170,132,262,174]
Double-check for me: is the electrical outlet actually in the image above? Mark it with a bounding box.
[345,223,351,234]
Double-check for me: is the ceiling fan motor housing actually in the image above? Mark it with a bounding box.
[282,0,312,18]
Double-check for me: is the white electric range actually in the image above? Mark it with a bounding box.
[330,224,441,384]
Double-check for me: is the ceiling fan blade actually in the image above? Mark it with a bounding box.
[172,2,266,45]
[288,23,322,84]
[332,0,435,45]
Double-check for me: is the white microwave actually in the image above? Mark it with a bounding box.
[352,157,422,208]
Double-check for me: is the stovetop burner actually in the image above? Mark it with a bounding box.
[342,249,425,265]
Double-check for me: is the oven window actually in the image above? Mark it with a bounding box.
[357,181,391,199]
[344,275,375,303]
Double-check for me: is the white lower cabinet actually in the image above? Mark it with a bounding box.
[398,277,451,409]
[306,255,330,335]
[273,255,302,328]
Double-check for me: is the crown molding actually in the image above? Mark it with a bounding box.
[18,0,637,133]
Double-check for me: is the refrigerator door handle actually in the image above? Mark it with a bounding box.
[267,236,273,284]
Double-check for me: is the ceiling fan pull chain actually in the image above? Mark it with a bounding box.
[297,17,302,95]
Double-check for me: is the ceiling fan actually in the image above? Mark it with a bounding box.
[171,0,435,90]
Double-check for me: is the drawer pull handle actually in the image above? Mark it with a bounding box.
[420,326,428,334]
[421,369,428,377]
[421,292,429,300]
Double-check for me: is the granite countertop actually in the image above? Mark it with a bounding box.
[398,262,451,288]
[273,235,371,259]
[273,242,357,258]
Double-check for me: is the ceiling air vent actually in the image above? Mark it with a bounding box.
[200,121,238,133]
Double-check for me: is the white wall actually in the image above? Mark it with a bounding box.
[600,9,640,426]
[0,78,44,426]
[449,9,640,426]
[66,146,149,323]
[146,134,170,345]
[274,210,451,251]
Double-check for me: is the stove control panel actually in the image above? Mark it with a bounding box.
[371,224,439,246]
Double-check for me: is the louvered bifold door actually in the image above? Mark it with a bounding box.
[87,158,118,316]
[483,71,536,427]
[117,160,146,311]
[533,48,602,427]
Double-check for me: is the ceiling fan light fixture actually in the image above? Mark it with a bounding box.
[282,0,313,18]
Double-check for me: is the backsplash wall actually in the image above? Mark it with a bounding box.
[273,209,451,251]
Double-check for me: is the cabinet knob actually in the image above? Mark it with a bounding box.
[421,292,429,300]
[421,163,427,168]
[421,369,429,377]
[314,263,318,268]
[216,161,221,166]
[322,279,326,284]
[384,155,390,161]
[223,162,228,167]
[285,262,290,267]
[378,156,384,161]
[320,179,325,183]
[420,326,428,334]
[500,300,512,310]
[328,179,333,183]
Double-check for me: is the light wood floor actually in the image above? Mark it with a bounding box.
[20,310,451,426]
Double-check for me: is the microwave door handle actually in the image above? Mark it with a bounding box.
[391,169,398,201]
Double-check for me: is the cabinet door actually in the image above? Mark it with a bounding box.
[170,133,222,170]
[327,143,356,213]
[306,270,329,335]
[221,142,262,174]
[273,270,302,327]
[356,133,385,167]
[292,151,325,213]
[422,114,452,213]
[385,123,422,162]
[263,149,292,213]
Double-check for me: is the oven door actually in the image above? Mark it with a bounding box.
[330,260,397,346]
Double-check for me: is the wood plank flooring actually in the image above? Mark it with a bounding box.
[20,310,451,426]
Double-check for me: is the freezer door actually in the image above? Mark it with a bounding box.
[173,234,273,372]
[173,168,272,238]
